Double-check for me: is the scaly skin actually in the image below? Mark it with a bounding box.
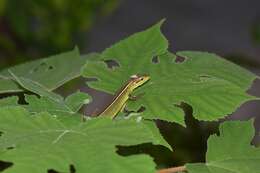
[99,74,150,118]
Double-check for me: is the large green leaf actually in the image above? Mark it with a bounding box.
[0,107,168,173]
[0,48,89,94]
[186,120,260,173]
[82,20,258,125]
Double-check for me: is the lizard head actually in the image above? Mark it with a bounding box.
[130,74,150,88]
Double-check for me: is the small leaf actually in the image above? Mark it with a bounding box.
[24,92,91,115]
[65,91,91,113]
[186,120,260,173]
[9,70,63,102]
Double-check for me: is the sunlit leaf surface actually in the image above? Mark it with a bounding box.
[0,107,168,173]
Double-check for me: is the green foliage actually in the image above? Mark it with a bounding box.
[0,0,5,16]
[24,92,90,115]
[0,48,88,94]
[186,120,260,173]
[0,107,168,173]
[0,96,18,107]
[0,91,90,126]
[82,21,258,125]
[0,0,118,59]
[0,20,259,173]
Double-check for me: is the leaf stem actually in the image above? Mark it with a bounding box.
[157,166,187,173]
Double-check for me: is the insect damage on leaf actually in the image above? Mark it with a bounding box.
[82,20,259,125]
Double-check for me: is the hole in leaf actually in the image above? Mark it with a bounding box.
[0,161,13,171]
[47,164,76,173]
[48,66,54,70]
[48,169,59,173]
[6,146,14,150]
[70,164,76,173]
[104,60,120,69]
[175,55,186,63]
[32,62,47,72]
[199,75,211,78]
[152,56,159,64]
[18,92,30,105]
[0,92,30,105]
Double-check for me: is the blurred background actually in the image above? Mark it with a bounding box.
[0,0,259,169]
[0,0,118,68]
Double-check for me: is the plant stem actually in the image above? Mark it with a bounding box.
[157,166,187,173]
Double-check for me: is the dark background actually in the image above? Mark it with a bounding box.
[0,0,259,168]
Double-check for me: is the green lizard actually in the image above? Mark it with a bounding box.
[97,74,150,118]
